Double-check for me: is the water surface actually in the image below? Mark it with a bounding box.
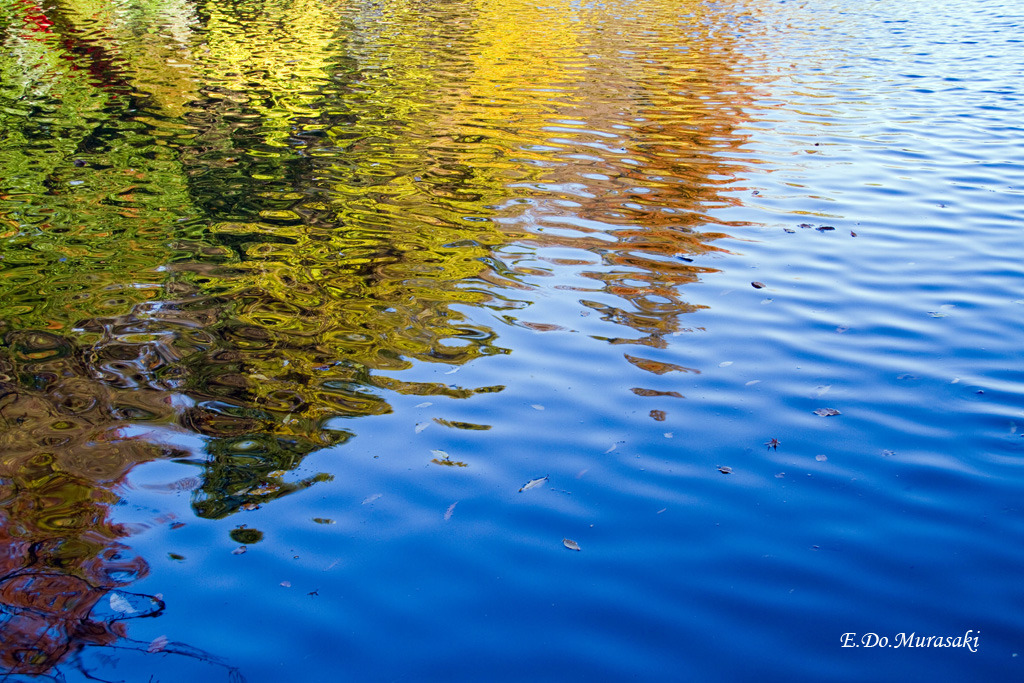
[1,0,1022,679]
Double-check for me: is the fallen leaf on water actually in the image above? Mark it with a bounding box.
[798,223,813,229]
[444,367,459,375]
[148,636,169,654]
[280,581,291,588]
[604,443,617,453]
[415,422,430,434]
[719,361,733,367]
[850,231,858,237]
[362,493,383,505]
[816,225,835,232]
[882,449,895,457]
[718,466,732,474]
[231,546,247,555]
[415,402,433,408]
[815,454,828,462]
[751,282,766,289]
[745,380,761,386]
[531,404,545,411]
[430,449,450,460]
[813,408,841,417]
[444,502,458,521]
[783,228,796,233]
[657,508,667,514]
[519,476,548,492]
[431,458,468,467]
[650,409,666,421]
[563,538,581,551]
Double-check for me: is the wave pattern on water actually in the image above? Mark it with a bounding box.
[0,0,1022,679]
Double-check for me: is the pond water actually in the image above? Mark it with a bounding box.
[1,0,1022,679]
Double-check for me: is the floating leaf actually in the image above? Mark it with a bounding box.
[751,282,766,289]
[813,408,841,417]
[415,402,433,408]
[718,466,732,474]
[798,223,813,229]
[719,361,733,367]
[231,546,247,555]
[431,458,468,467]
[362,493,383,505]
[815,454,828,462]
[430,449,450,460]
[280,581,291,588]
[563,538,581,551]
[783,228,796,233]
[850,231,858,237]
[604,443,617,454]
[519,476,548,492]
[531,404,545,411]
[745,380,761,386]
[816,225,835,231]
[656,508,667,514]
[147,635,169,654]
[415,422,430,434]
[649,410,666,421]
[815,385,831,396]
[444,502,458,521]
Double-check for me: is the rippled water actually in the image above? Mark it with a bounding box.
[1,0,1022,679]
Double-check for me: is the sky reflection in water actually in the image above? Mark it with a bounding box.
[1,0,1023,679]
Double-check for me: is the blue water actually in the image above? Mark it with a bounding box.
[3,0,1023,680]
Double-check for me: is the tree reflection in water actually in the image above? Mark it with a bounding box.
[0,0,761,675]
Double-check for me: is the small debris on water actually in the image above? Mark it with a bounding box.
[520,476,548,492]
[815,454,828,462]
[531,404,545,411]
[362,493,383,505]
[231,546,247,555]
[816,226,835,232]
[148,636,169,654]
[751,282,766,289]
[813,408,841,417]
[280,581,291,588]
[444,502,458,521]
[718,466,732,474]
[563,538,581,551]
[765,438,780,450]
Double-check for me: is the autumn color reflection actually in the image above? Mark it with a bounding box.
[1,0,760,675]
